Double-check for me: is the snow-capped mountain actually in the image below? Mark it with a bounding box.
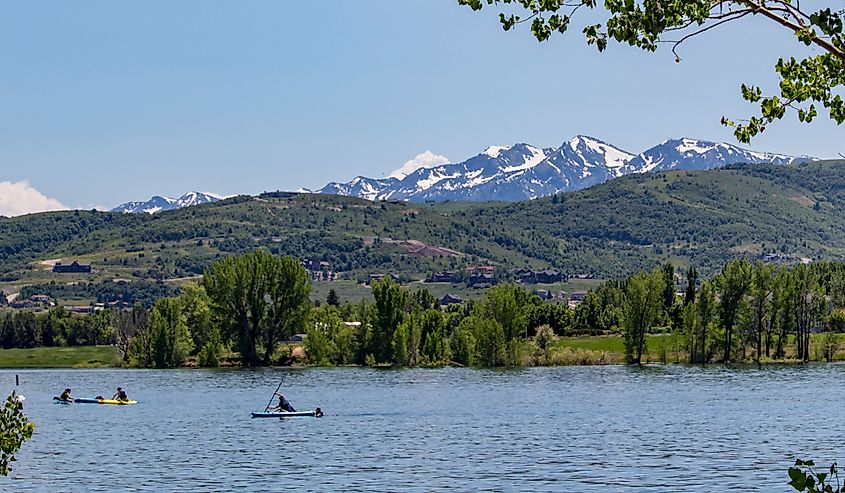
[622,137,812,174]
[112,191,222,214]
[317,177,399,201]
[315,136,812,202]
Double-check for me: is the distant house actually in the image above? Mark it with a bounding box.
[427,271,456,283]
[368,273,400,285]
[440,294,464,306]
[68,305,94,314]
[509,267,564,284]
[468,272,494,288]
[259,190,298,199]
[569,291,588,301]
[535,269,563,284]
[289,333,307,343]
[533,289,553,301]
[10,300,35,309]
[52,261,92,274]
[302,259,330,271]
[28,295,54,307]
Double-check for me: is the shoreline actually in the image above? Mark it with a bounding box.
[0,345,832,370]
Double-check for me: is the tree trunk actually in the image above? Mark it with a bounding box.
[263,328,276,366]
[765,322,771,358]
[756,306,763,363]
[724,323,732,363]
[241,315,259,367]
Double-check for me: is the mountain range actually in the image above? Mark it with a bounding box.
[314,136,813,202]
[109,136,813,212]
[112,191,221,214]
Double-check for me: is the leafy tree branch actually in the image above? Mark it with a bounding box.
[457,1,844,142]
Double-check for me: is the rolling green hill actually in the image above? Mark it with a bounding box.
[2,161,845,300]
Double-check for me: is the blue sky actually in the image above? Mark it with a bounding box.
[1,0,841,212]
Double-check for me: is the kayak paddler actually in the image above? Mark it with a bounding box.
[113,387,129,402]
[56,388,73,402]
[272,392,296,412]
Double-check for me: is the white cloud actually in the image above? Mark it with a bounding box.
[0,180,68,217]
[389,151,450,180]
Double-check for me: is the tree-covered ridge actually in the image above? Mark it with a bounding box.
[1,162,845,285]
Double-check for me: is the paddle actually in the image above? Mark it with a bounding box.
[263,380,284,412]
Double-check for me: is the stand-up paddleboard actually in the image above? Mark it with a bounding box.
[251,410,317,418]
[53,397,72,405]
[73,397,138,405]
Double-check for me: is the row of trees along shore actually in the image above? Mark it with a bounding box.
[4,250,845,367]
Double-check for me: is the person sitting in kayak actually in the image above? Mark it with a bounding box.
[113,387,129,402]
[314,407,324,418]
[57,388,73,402]
[272,392,296,412]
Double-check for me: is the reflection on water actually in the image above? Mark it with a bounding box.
[3,365,843,492]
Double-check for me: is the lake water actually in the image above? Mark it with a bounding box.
[2,365,844,492]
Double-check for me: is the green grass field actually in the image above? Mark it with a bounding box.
[0,346,117,368]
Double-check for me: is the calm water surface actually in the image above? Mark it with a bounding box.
[2,365,844,492]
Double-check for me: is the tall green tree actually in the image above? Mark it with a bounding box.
[750,261,774,363]
[305,305,342,366]
[715,259,752,363]
[695,281,717,363]
[418,309,449,365]
[480,284,531,364]
[132,297,193,368]
[370,278,406,363]
[203,250,311,366]
[457,1,845,142]
[773,269,797,359]
[623,268,665,364]
[262,256,312,364]
[470,317,506,367]
[450,318,476,366]
[177,283,214,355]
[326,288,340,307]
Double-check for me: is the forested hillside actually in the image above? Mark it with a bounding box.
[1,161,844,293]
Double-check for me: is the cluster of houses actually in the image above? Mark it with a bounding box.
[7,294,55,310]
[426,266,565,287]
[2,293,130,313]
[437,289,589,308]
[300,259,338,282]
[509,268,565,284]
[425,266,498,287]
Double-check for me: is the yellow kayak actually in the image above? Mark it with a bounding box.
[74,397,138,405]
[97,399,138,405]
